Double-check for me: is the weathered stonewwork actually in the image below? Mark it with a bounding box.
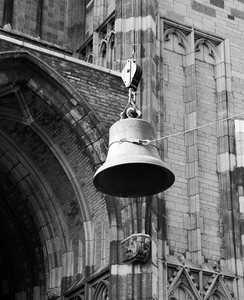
[1,0,244,300]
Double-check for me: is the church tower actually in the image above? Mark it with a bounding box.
[0,0,244,299]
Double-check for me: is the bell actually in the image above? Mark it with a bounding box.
[93,118,175,197]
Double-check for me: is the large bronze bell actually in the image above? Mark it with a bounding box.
[93,118,175,197]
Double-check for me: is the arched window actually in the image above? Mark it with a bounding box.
[107,30,115,69]
[98,15,115,69]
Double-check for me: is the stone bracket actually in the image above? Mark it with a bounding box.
[121,233,151,264]
[47,288,61,300]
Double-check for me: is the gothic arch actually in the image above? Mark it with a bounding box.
[207,290,227,300]
[164,27,190,53]
[0,50,108,218]
[194,38,221,62]
[99,40,107,58]
[93,280,109,300]
[0,50,109,298]
[107,30,115,68]
[169,282,197,300]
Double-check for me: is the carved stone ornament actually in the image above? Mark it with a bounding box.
[121,233,151,264]
[47,288,61,300]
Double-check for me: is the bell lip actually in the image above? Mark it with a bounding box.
[94,155,175,177]
[93,158,175,197]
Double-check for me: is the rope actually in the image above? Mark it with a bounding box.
[109,138,156,148]
[110,111,244,147]
[147,111,244,144]
[132,0,136,60]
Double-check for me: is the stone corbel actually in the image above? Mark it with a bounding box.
[121,233,151,263]
[47,288,61,299]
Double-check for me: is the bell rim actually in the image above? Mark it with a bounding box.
[94,155,174,177]
[93,157,175,197]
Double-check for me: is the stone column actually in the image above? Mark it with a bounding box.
[107,195,161,300]
[183,30,203,266]
[115,0,158,127]
[216,39,242,274]
[111,1,163,300]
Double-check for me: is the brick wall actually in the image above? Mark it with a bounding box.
[158,0,244,264]
[163,43,188,254]
[41,0,66,45]
[195,58,221,261]
[2,0,244,299]
[0,1,3,24]
[0,34,128,299]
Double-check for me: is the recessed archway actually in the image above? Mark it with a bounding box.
[0,51,109,299]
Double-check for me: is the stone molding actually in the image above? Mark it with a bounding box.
[47,288,61,299]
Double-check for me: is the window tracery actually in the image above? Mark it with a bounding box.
[65,270,109,300]
[77,36,93,63]
[167,262,236,300]
[76,12,115,70]
[98,15,115,69]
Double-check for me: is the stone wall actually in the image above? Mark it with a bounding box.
[0,34,128,299]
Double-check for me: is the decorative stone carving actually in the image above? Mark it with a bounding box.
[121,233,151,263]
[47,288,61,299]
[209,260,221,272]
[177,254,185,264]
[167,261,236,300]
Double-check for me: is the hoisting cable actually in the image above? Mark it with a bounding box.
[120,7,142,120]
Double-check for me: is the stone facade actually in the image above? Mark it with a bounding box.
[1,0,244,300]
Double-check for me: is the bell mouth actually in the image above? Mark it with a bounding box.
[93,157,175,197]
